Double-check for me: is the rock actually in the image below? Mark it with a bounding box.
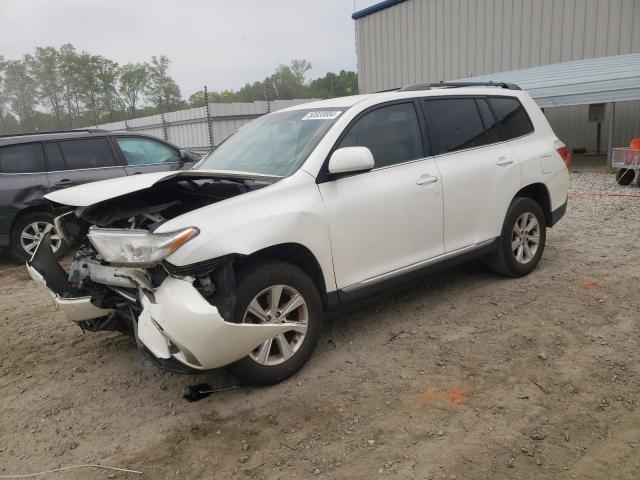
[531,430,546,441]
[313,468,321,475]
[538,352,547,361]
[367,439,375,445]
[68,441,78,450]
[506,457,515,468]
[239,455,249,464]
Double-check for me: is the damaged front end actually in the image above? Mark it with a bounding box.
[27,172,298,373]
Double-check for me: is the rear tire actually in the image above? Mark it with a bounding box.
[616,168,635,186]
[486,197,546,278]
[9,211,70,262]
[228,261,323,386]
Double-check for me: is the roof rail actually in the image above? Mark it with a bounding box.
[375,87,401,93]
[398,81,521,92]
[0,128,109,139]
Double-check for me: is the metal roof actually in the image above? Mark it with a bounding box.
[352,0,407,20]
[455,54,640,108]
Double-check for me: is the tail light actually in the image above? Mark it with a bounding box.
[554,140,571,169]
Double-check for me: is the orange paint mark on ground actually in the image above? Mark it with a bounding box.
[582,282,600,290]
[416,385,465,405]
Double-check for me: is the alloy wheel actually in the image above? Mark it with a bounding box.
[242,284,309,366]
[511,212,540,264]
[20,221,62,256]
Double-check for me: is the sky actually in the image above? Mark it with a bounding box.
[0,0,380,97]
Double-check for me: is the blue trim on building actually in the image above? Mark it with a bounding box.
[352,0,407,20]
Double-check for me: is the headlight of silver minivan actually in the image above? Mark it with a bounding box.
[87,227,199,266]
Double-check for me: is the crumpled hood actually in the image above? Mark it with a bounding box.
[44,169,282,208]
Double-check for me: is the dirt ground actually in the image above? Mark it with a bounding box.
[1,170,639,480]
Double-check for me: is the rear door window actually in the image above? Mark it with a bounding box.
[421,98,487,154]
[488,97,534,140]
[338,102,425,168]
[57,138,118,170]
[0,143,46,173]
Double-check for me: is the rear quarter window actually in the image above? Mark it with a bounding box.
[0,143,46,173]
[488,97,534,140]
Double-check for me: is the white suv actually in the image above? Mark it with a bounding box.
[27,83,569,385]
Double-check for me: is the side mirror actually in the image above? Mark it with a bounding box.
[328,147,374,175]
[179,149,198,162]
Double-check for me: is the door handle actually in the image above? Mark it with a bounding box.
[496,157,515,166]
[416,174,439,185]
[54,178,73,187]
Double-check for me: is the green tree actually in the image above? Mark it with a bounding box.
[117,63,148,117]
[3,58,38,128]
[27,47,65,127]
[76,53,104,126]
[146,55,181,111]
[59,44,84,127]
[95,57,119,122]
[0,56,7,126]
[309,70,358,98]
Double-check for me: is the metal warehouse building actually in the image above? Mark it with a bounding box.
[352,0,640,154]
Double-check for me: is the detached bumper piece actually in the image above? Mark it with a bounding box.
[27,233,113,322]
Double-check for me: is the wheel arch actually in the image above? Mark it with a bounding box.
[9,203,55,234]
[237,242,332,310]
[514,183,552,226]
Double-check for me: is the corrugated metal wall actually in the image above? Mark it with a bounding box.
[97,99,316,151]
[355,0,640,151]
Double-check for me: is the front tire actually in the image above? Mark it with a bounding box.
[228,261,323,385]
[487,197,547,277]
[9,211,70,262]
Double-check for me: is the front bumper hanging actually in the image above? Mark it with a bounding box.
[27,233,306,371]
[27,234,113,322]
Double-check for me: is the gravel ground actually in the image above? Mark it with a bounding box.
[1,170,639,480]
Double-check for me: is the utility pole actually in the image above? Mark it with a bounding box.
[204,85,214,149]
[265,81,271,113]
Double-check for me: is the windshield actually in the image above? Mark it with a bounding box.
[194,108,345,176]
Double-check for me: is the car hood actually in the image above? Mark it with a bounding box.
[44,170,282,208]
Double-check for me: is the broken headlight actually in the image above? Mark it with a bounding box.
[87,227,199,266]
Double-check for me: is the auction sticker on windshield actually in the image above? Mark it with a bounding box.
[302,111,342,120]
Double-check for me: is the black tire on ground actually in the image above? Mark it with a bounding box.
[228,261,323,386]
[486,197,547,278]
[636,172,640,188]
[8,211,70,262]
[616,168,635,186]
